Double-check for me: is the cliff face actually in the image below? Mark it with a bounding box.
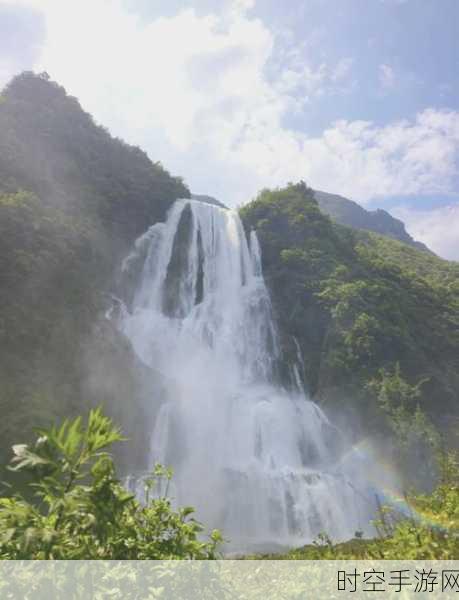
[0,72,186,466]
[314,190,430,253]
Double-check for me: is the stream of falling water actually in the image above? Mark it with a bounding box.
[117,199,377,552]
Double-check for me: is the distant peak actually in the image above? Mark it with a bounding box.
[313,189,431,253]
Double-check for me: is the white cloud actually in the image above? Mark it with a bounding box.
[391,204,459,261]
[0,57,15,88]
[4,0,459,210]
[379,63,395,88]
[304,110,459,202]
[331,57,354,82]
[232,0,256,12]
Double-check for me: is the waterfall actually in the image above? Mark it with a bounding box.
[117,199,376,552]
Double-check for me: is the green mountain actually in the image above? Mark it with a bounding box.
[0,72,457,466]
[240,183,459,430]
[193,189,426,253]
[0,72,188,467]
[313,189,430,252]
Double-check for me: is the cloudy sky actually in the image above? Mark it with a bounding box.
[1,0,458,259]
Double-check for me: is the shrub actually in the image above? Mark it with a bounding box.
[0,408,221,559]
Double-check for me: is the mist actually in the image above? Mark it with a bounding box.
[108,198,396,552]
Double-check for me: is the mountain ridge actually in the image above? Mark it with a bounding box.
[188,189,431,253]
[313,189,431,253]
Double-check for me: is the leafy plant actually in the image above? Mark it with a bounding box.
[0,409,221,559]
[368,365,439,489]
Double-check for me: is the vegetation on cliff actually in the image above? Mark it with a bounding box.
[0,72,187,466]
[240,182,459,428]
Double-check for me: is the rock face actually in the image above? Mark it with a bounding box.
[80,319,171,475]
[314,190,431,252]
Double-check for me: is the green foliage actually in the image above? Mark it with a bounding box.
[240,182,347,391]
[368,365,433,442]
[0,72,188,238]
[0,409,221,559]
[370,364,419,424]
[0,71,189,464]
[240,182,459,423]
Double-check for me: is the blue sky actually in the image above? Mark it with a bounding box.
[1,0,458,258]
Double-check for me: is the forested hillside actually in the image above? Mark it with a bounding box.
[0,72,187,467]
[0,72,458,470]
[240,183,459,432]
[0,72,458,560]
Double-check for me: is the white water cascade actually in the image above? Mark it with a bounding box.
[118,199,376,552]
